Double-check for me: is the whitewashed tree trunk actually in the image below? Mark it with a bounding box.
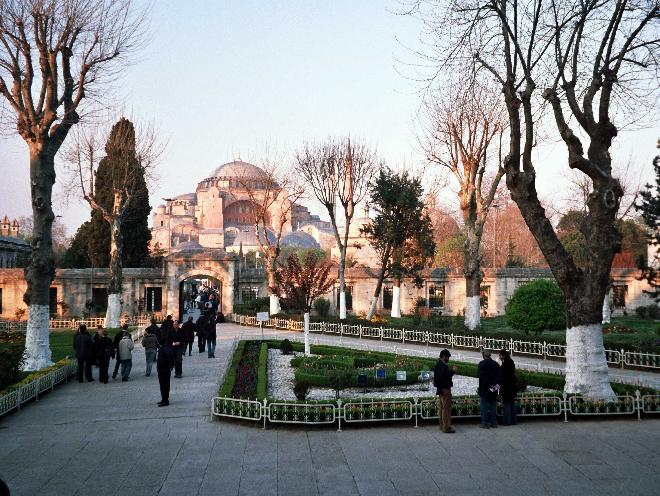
[304,311,310,355]
[22,305,53,371]
[105,205,124,329]
[269,294,280,315]
[602,293,612,324]
[366,296,378,320]
[564,324,615,400]
[105,293,122,329]
[339,291,347,319]
[391,284,401,318]
[464,296,481,331]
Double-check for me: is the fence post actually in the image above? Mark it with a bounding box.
[414,398,419,428]
[359,325,362,339]
[337,399,342,432]
[621,349,625,369]
[263,399,268,429]
[635,390,641,421]
[450,333,454,349]
[562,393,568,423]
[380,326,383,341]
[402,328,405,344]
[543,341,547,360]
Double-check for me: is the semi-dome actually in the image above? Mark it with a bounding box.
[207,160,267,180]
[281,231,320,249]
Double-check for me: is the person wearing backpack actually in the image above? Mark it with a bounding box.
[157,341,175,407]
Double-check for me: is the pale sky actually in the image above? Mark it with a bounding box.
[0,0,657,235]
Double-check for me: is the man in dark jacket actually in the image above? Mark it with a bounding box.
[157,342,175,407]
[111,329,125,380]
[196,314,207,353]
[94,327,115,384]
[433,349,457,433]
[498,349,517,425]
[145,318,161,342]
[73,324,94,383]
[172,321,187,378]
[478,350,501,428]
[159,315,174,347]
[205,314,217,358]
[181,316,197,356]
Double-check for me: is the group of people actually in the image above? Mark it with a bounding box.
[72,309,226,407]
[72,324,135,384]
[433,348,517,433]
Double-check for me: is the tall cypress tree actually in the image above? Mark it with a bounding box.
[63,123,151,269]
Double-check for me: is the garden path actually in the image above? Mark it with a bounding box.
[0,324,658,495]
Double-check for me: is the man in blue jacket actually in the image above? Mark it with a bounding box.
[434,349,457,433]
[478,350,501,428]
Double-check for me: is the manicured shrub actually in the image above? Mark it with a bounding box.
[256,343,268,400]
[0,344,25,390]
[313,298,331,317]
[327,370,354,398]
[505,280,566,334]
[280,339,294,355]
[293,378,312,400]
[635,305,660,320]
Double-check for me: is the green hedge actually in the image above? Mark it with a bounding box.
[219,341,246,397]
[257,343,268,400]
[505,280,566,334]
[0,359,73,396]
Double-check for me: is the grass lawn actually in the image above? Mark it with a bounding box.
[313,314,660,353]
[49,328,125,361]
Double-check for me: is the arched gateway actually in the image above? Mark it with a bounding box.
[166,248,236,321]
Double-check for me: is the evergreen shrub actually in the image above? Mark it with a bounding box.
[505,280,565,334]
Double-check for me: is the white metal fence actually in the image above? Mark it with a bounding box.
[0,315,154,331]
[231,314,660,371]
[213,391,660,430]
[0,361,77,418]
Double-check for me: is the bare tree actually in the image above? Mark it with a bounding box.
[413,0,659,398]
[236,164,304,315]
[0,0,147,369]
[68,118,160,328]
[295,137,377,319]
[421,83,505,330]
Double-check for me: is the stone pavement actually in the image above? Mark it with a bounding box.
[0,324,658,496]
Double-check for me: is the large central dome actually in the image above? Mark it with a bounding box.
[207,160,267,180]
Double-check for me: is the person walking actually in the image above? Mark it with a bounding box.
[145,318,161,343]
[118,326,135,382]
[433,349,457,434]
[111,329,125,380]
[172,320,186,378]
[73,324,94,383]
[478,350,501,428]
[498,349,517,426]
[182,316,196,356]
[196,313,207,353]
[94,327,114,384]
[205,313,217,358]
[157,341,175,407]
[141,326,159,376]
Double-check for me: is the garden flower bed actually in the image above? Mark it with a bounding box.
[213,339,660,428]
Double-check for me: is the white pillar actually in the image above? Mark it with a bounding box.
[105,293,121,329]
[304,312,310,356]
[602,292,612,324]
[390,286,401,318]
[269,294,280,315]
[464,296,481,331]
[22,304,53,371]
[564,324,615,400]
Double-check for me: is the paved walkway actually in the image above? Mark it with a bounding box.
[0,324,658,496]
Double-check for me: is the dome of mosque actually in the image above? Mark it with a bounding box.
[206,160,268,181]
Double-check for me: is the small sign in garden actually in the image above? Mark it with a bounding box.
[256,312,270,322]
